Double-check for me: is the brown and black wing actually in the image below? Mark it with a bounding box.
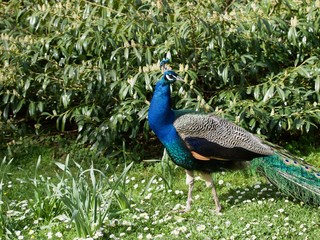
[173,113,273,161]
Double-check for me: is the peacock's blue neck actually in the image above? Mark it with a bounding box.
[148,78,175,141]
[148,77,200,170]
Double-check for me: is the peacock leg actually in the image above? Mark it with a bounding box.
[200,172,222,213]
[185,170,194,212]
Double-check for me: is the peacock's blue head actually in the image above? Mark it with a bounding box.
[162,70,183,84]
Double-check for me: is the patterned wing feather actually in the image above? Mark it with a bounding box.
[173,113,273,161]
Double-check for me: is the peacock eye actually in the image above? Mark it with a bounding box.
[166,74,174,81]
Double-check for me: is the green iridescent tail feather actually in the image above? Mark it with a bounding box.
[252,151,320,205]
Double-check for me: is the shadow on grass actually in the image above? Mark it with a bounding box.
[220,182,296,208]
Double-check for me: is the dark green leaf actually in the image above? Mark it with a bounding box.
[29,101,36,116]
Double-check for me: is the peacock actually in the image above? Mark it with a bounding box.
[148,59,320,213]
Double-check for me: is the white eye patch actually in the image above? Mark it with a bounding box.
[166,74,176,81]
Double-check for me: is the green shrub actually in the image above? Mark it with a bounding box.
[1,0,319,152]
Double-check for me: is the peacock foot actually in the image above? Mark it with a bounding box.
[215,205,222,214]
[182,206,191,213]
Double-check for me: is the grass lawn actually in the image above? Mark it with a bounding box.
[0,137,319,239]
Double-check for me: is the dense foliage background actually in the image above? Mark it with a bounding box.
[1,0,320,155]
[1,1,320,239]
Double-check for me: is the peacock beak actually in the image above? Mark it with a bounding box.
[175,75,184,82]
